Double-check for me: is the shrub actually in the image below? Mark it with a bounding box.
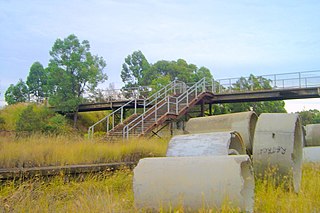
[16,105,42,134]
[0,103,29,130]
[15,104,71,135]
[44,114,71,134]
[0,116,5,130]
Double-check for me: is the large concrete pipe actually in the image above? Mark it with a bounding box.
[166,131,246,157]
[305,124,320,146]
[133,155,254,212]
[303,147,320,163]
[185,111,258,154]
[252,113,303,193]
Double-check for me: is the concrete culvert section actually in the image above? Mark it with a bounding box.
[252,113,303,193]
[185,111,258,154]
[303,147,320,163]
[305,124,320,146]
[166,131,246,157]
[133,155,254,212]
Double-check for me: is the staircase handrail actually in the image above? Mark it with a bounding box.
[142,80,186,111]
[88,99,137,138]
[122,94,169,138]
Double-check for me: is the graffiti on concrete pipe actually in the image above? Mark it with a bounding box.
[257,146,287,155]
[252,113,303,193]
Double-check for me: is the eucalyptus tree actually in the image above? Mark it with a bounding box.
[5,79,29,105]
[26,61,48,102]
[47,34,107,127]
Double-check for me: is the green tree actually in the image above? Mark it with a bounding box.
[47,34,107,127]
[298,109,320,126]
[120,51,213,91]
[121,50,150,88]
[5,79,29,105]
[194,67,213,82]
[26,62,48,102]
[149,59,211,84]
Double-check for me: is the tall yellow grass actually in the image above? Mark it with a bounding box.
[0,134,168,168]
[0,164,319,212]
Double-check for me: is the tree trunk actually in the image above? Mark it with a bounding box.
[73,108,79,129]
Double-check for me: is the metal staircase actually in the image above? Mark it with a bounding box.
[87,79,187,138]
[88,78,209,139]
[122,78,208,139]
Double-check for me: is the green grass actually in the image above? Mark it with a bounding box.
[0,164,319,212]
[0,134,168,168]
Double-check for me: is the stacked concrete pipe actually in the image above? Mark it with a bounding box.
[303,124,320,163]
[134,124,254,211]
[252,113,303,193]
[166,131,246,157]
[303,147,320,163]
[185,111,258,154]
[133,155,254,212]
[305,124,320,146]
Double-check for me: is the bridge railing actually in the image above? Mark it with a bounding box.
[207,70,320,94]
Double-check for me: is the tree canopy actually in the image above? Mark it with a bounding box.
[47,34,107,127]
[121,50,150,88]
[26,61,48,102]
[298,109,320,126]
[121,51,213,91]
[5,79,29,105]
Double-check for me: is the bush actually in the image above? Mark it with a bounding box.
[0,103,29,130]
[16,105,42,133]
[44,114,71,134]
[15,104,71,135]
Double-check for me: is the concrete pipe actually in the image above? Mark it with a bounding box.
[133,155,254,212]
[303,147,320,163]
[185,111,258,154]
[305,124,320,146]
[252,113,303,193]
[166,131,246,157]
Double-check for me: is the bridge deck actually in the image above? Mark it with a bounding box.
[79,87,320,112]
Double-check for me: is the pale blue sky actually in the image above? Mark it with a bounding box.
[1,0,320,111]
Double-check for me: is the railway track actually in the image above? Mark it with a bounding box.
[0,162,137,180]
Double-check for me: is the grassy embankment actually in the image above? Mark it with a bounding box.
[0,135,168,168]
[0,164,319,212]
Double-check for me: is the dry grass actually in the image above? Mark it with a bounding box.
[1,134,319,212]
[0,164,319,212]
[254,163,320,212]
[0,134,168,168]
[0,169,135,212]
